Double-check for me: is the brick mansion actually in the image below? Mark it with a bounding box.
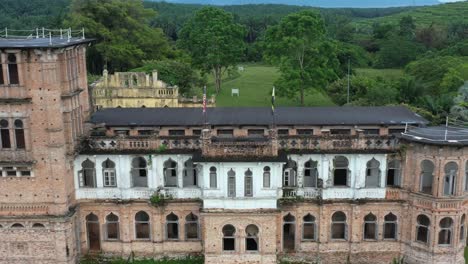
[0,35,467,264]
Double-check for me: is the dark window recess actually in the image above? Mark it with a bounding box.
[330,129,351,135]
[363,129,380,135]
[168,129,185,136]
[192,129,201,136]
[0,119,10,149]
[0,64,4,85]
[389,129,405,135]
[217,129,234,137]
[138,130,153,136]
[7,54,19,85]
[248,129,264,137]
[114,130,129,136]
[15,119,25,149]
[297,129,314,135]
[278,129,289,136]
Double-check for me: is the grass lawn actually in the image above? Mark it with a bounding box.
[465,247,468,264]
[355,68,405,80]
[205,64,334,107]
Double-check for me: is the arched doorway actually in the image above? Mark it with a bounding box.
[86,213,101,251]
[283,213,295,251]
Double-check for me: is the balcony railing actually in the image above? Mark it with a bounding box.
[278,135,399,151]
[84,134,400,153]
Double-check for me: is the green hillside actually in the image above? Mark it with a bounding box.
[355,1,468,29]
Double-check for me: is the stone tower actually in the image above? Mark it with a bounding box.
[0,35,91,263]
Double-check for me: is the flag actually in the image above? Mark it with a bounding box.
[271,86,275,114]
[203,86,207,113]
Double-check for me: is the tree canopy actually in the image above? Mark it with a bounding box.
[264,10,339,105]
[178,7,246,94]
[67,0,172,73]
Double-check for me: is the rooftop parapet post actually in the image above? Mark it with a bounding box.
[152,71,158,88]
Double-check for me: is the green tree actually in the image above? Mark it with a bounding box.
[264,10,339,105]
[399,15,416,38]
[178,7,246,94]
[67,0,172,73]
[375,35,425,68]
[450,82,468,125]
[405,56,465,95]
[132,60,201,95]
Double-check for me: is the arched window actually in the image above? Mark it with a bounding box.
[283,159,297,187]
[86,213,100,251]
[263,166,271,188]
[105,213,119,240]
[465,161,468,192]
[443,162,458,196]
[366,158,381,188]
[209,166,217,188]
[438,217,453,245]
[135,211,150,239]
[0,63,3,85]
[79,159,96,188]
[331,211,347,240]
[131,157,147,187]
[244,169,253,197]
[416,214,430,244]
[363,213,377,240]
[183,158,198,187]
[7,53,19,85]
[283,213,296,251]
[304,160,318,188]
[185,213,199,240]
[333,156,349,187]
[228,169,236,198]
[302,214,316,241]
[32,223,45,228]
[460,214,466,242]
[102,158,116,187]
[166,213,179,240]
[164,159,177,187]
[223,224,236,251]
[246,224,259,251]
[383,213,397,239]
[0,119,11,149]
[420,160,434,194]
[387,159,401,187]
[14,119,25,149]
[11,223,24,228]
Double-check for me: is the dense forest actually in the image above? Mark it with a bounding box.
[0,0,467,125]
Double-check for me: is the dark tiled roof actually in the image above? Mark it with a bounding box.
[0,37,93,48]
[90,106,427,127]
[400,126,468,146]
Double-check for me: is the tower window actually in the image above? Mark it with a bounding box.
[416,214,430,244]
[245,225,259,251]
[14,120,25,149]
[0,119,11,149]
[438,217,453,245]
[7,54,19,85]
[222,224,236,251]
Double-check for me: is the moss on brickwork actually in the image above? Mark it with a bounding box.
[80,255,204,264]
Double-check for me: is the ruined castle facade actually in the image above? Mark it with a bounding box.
[1,37,467,264]
[91,70,215,109]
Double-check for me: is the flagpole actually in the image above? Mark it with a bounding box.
[203,85,207,127]
[271,86,276,128]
